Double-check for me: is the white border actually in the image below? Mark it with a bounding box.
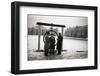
[20,6,95,70]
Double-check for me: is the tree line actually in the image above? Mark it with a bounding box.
[28,26,58,35]
[64,25,88,38]
[28,25,88,38]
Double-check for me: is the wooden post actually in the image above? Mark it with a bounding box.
[62,27,64,36]
[62,27,64,50]
[38,25,41,50]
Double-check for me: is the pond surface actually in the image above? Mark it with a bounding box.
[28,35,88,52]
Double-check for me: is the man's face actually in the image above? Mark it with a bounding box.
[51,35,53,37]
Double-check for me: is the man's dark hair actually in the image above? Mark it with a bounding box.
[59,33,62,36]
[46,31,49,35]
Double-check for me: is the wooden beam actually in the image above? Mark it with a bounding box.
[37,22,65,27]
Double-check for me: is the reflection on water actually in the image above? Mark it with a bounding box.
[28,35,88,51]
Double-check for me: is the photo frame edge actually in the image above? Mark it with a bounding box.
[11,1,98,74]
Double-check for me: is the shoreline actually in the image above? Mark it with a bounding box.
[63,37,88,41]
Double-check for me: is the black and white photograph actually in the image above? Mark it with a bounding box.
[11,2,97,74]
[27,14,88,61]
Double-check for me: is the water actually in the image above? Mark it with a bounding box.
[28,35,88,51]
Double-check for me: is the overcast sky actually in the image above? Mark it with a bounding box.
[27,14,88,28]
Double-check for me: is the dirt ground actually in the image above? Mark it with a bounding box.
[28,50,88,61]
